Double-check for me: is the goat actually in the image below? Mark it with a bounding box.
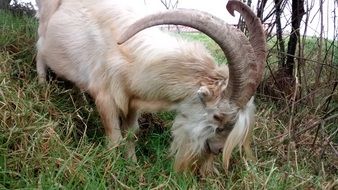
[36,0,266,175]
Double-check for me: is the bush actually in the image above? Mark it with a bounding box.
[9,0,36,17]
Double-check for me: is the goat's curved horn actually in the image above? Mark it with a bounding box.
[117,9,258,108]
[226,0,267,103]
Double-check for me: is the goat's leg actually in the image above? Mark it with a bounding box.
[95,92,122,147]
[36,51,47,84]
[121,110,139,161]
[120,99,172,161]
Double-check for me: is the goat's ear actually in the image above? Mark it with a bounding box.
[197,86,211,105]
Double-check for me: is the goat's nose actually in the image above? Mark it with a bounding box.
[206,140,224,155]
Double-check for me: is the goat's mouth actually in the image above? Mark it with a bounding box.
[205,139,223,155]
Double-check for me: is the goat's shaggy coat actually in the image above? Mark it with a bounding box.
[36,0,266,175]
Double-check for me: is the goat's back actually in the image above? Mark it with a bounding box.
[37,0,181,89]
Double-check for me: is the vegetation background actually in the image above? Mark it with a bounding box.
[0,0,337,189]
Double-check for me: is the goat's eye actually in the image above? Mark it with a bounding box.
[213,114,222,122]
[216,127,225,133]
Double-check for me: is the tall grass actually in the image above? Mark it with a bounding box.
[0,11,337,189]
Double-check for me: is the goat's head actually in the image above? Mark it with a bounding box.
[118,0,266,174]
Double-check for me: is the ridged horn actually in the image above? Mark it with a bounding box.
[117,9,258,108]
[226,0,267,97]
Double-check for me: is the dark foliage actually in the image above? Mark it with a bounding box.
[8,0,36,17]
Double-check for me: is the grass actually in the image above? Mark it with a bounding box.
[0,11,337,189]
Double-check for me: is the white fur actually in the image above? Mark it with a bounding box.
[36,0,256,174]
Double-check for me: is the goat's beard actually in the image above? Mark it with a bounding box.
[170,126,215,176]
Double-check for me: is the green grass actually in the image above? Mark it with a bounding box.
[179,33,226,64]
[0,11,337,189]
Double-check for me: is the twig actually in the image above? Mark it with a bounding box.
[263,113,338,148]
[272,80,337,120]
[324,81,338,112]
[329,142,338,157]
[278,52,338,69]
[286,54,300,162]
[314,0,324,88]
[311,122,323,147]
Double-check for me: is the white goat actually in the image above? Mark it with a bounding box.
[36,0,266,175]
